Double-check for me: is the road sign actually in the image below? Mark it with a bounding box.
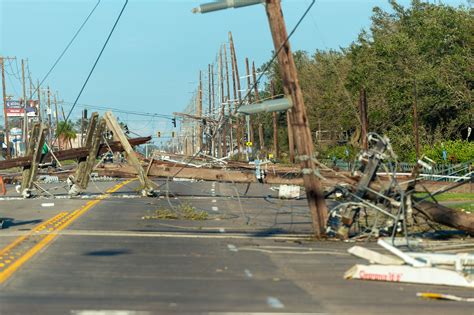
[245,141,252,147]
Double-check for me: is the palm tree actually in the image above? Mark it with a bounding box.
[56,121,77,149]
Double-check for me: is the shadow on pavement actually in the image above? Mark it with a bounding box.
[84,249,132,256]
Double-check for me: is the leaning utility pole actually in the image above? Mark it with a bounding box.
[1,57,11,159]
[229,31,243,157]
[252,61,265,151]
[223,43,233,153]
[265,0,328,237]
[21,59,28,144]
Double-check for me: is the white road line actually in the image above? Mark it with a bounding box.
[12,230,312,240]
[227,244,238,252]
[212,206,219,211]
[71,311,150,315]
[244,269,253,278]
[212,199,217,203]
[267,296,285,309]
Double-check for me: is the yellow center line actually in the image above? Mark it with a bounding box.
[0,179,133,285]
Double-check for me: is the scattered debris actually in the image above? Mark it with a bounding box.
[278,185,301,199]
[142,202,208,221]
[417,292,474,302]
[345,238,474,288]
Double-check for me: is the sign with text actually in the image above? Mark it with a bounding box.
[6,99,38,117]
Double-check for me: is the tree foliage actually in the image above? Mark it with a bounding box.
[258,1,473,162]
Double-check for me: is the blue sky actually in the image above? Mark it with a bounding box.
[0,0,469,137]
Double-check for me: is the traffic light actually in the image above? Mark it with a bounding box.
[172,118,176,128]
[124,124,130,135]
[157,131,161,138]
[171,131,175,138]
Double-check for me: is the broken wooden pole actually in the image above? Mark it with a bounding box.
[72,112,99,185]
[104,111,154,196]
[20,123,47,198]
[69,113,105,195]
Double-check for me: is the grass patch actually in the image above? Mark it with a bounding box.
[450,202,474,213]
[414,192,474,202]
[142,202,208,220]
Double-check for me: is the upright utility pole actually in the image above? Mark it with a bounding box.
[1,57,11,159]
[413,80,420,161]
[47,86,52,146]
[36,80,41,122]
[287,112,295,163]
[207,64,213,155]
[244,57,254,144]
[211,64,216,156]
[359,87,368,150]
[270,80,278,158]
[219,45,227,157]
[223,43,233,153]
[197,71,203,151]
[265,0,327,237]
[229,31,243,157]
[252,61,265,151]
[54,93,59,131]
[22,59,28,144]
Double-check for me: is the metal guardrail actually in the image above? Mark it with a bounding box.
[320,159,473,182]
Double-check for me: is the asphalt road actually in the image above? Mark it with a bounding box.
[0,179,473,314]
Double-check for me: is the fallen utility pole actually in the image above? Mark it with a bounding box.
[0,136,151,170]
